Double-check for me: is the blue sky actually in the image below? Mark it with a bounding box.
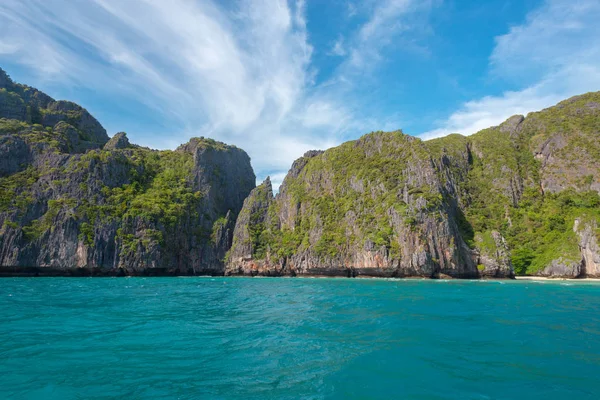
[1,0,600,189]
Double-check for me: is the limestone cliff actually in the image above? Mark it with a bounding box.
[2,66,600,278]
[227,132,512,278]
[228,92,600,279]
[0,68,255,276]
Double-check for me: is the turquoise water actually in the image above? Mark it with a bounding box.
[1,278,599,399]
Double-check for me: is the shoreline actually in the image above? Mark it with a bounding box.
[515,276,600,282]
[1,269,600,281]
[1,266,599,281]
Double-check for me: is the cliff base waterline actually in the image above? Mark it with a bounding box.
[0,265,509,278]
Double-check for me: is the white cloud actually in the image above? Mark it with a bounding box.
[329,37,347,57]
[490,0,600,83]
[358,0,412,43]
[0,0,350,185]
[346,0,434,70]
[0,40,18,54]
[347,2,358,18]
[300,100,351,128]
[421,0,600,139]
[0,0,436,189]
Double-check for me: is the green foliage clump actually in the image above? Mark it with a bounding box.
[0,167,39,213]
[23,198,76,241]
[76,149,203,253]
[117,228,163,258]
[211,216,228,245]
[78,222,94,247]
[0,89,26,120]
[426,133,469,160]
[506,190,600,274]
[249,208,268,258]
[0,118,77,152]
[190,137,235,151]
[475,231,498,253]
[0,118,29,134]
[121,151,199,225]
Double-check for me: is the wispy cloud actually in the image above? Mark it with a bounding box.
[0,0,329,186]
[344,0,435,70]
[329,36,347,57]
[421,0,600,139]
[346,2,358,18]
[0,0,436,190]
[5,0,598,188]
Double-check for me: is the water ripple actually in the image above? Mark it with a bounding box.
[1,278,599,399]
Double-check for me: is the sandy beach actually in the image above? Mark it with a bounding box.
[515,276,600,282]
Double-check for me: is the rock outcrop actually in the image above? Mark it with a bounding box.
[104,132,131,150]
[537,219,600,278]
[0,69,108,148]
[577,219,600,278]
[539,259,582,279]
[0,68,255,276]
[227,177,273,263]
[474,231,514,278]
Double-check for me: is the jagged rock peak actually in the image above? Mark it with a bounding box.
[226,174,276,274]
[104,132,131,150]
[303,150,324,158]
[283,150,324,182]
[176,136,239,154]
[0,66,108,146]
[499,115,525,134]
[262,176,273,191]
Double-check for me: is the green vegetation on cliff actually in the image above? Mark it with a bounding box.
[229,92,600,278]
[1,123,253,271]
[2,65,600,277]
[1,67,256,274]
[68,148,204,252]
[229,130,463,277]
[428,92,600,275]
[267,132,441,259]
[508,190,600,274]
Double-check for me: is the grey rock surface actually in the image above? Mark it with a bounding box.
[0,69,255,276]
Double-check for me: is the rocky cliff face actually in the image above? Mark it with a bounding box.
[227,132,512,278]
[576,219,600,278]
[228,92,600,279]
[422,94,600,278]
[539,218,600,278]
[3,67,599,278]
[0,68,255,276]
[0,69,107,149]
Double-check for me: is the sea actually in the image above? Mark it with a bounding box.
[1,277,599,399]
